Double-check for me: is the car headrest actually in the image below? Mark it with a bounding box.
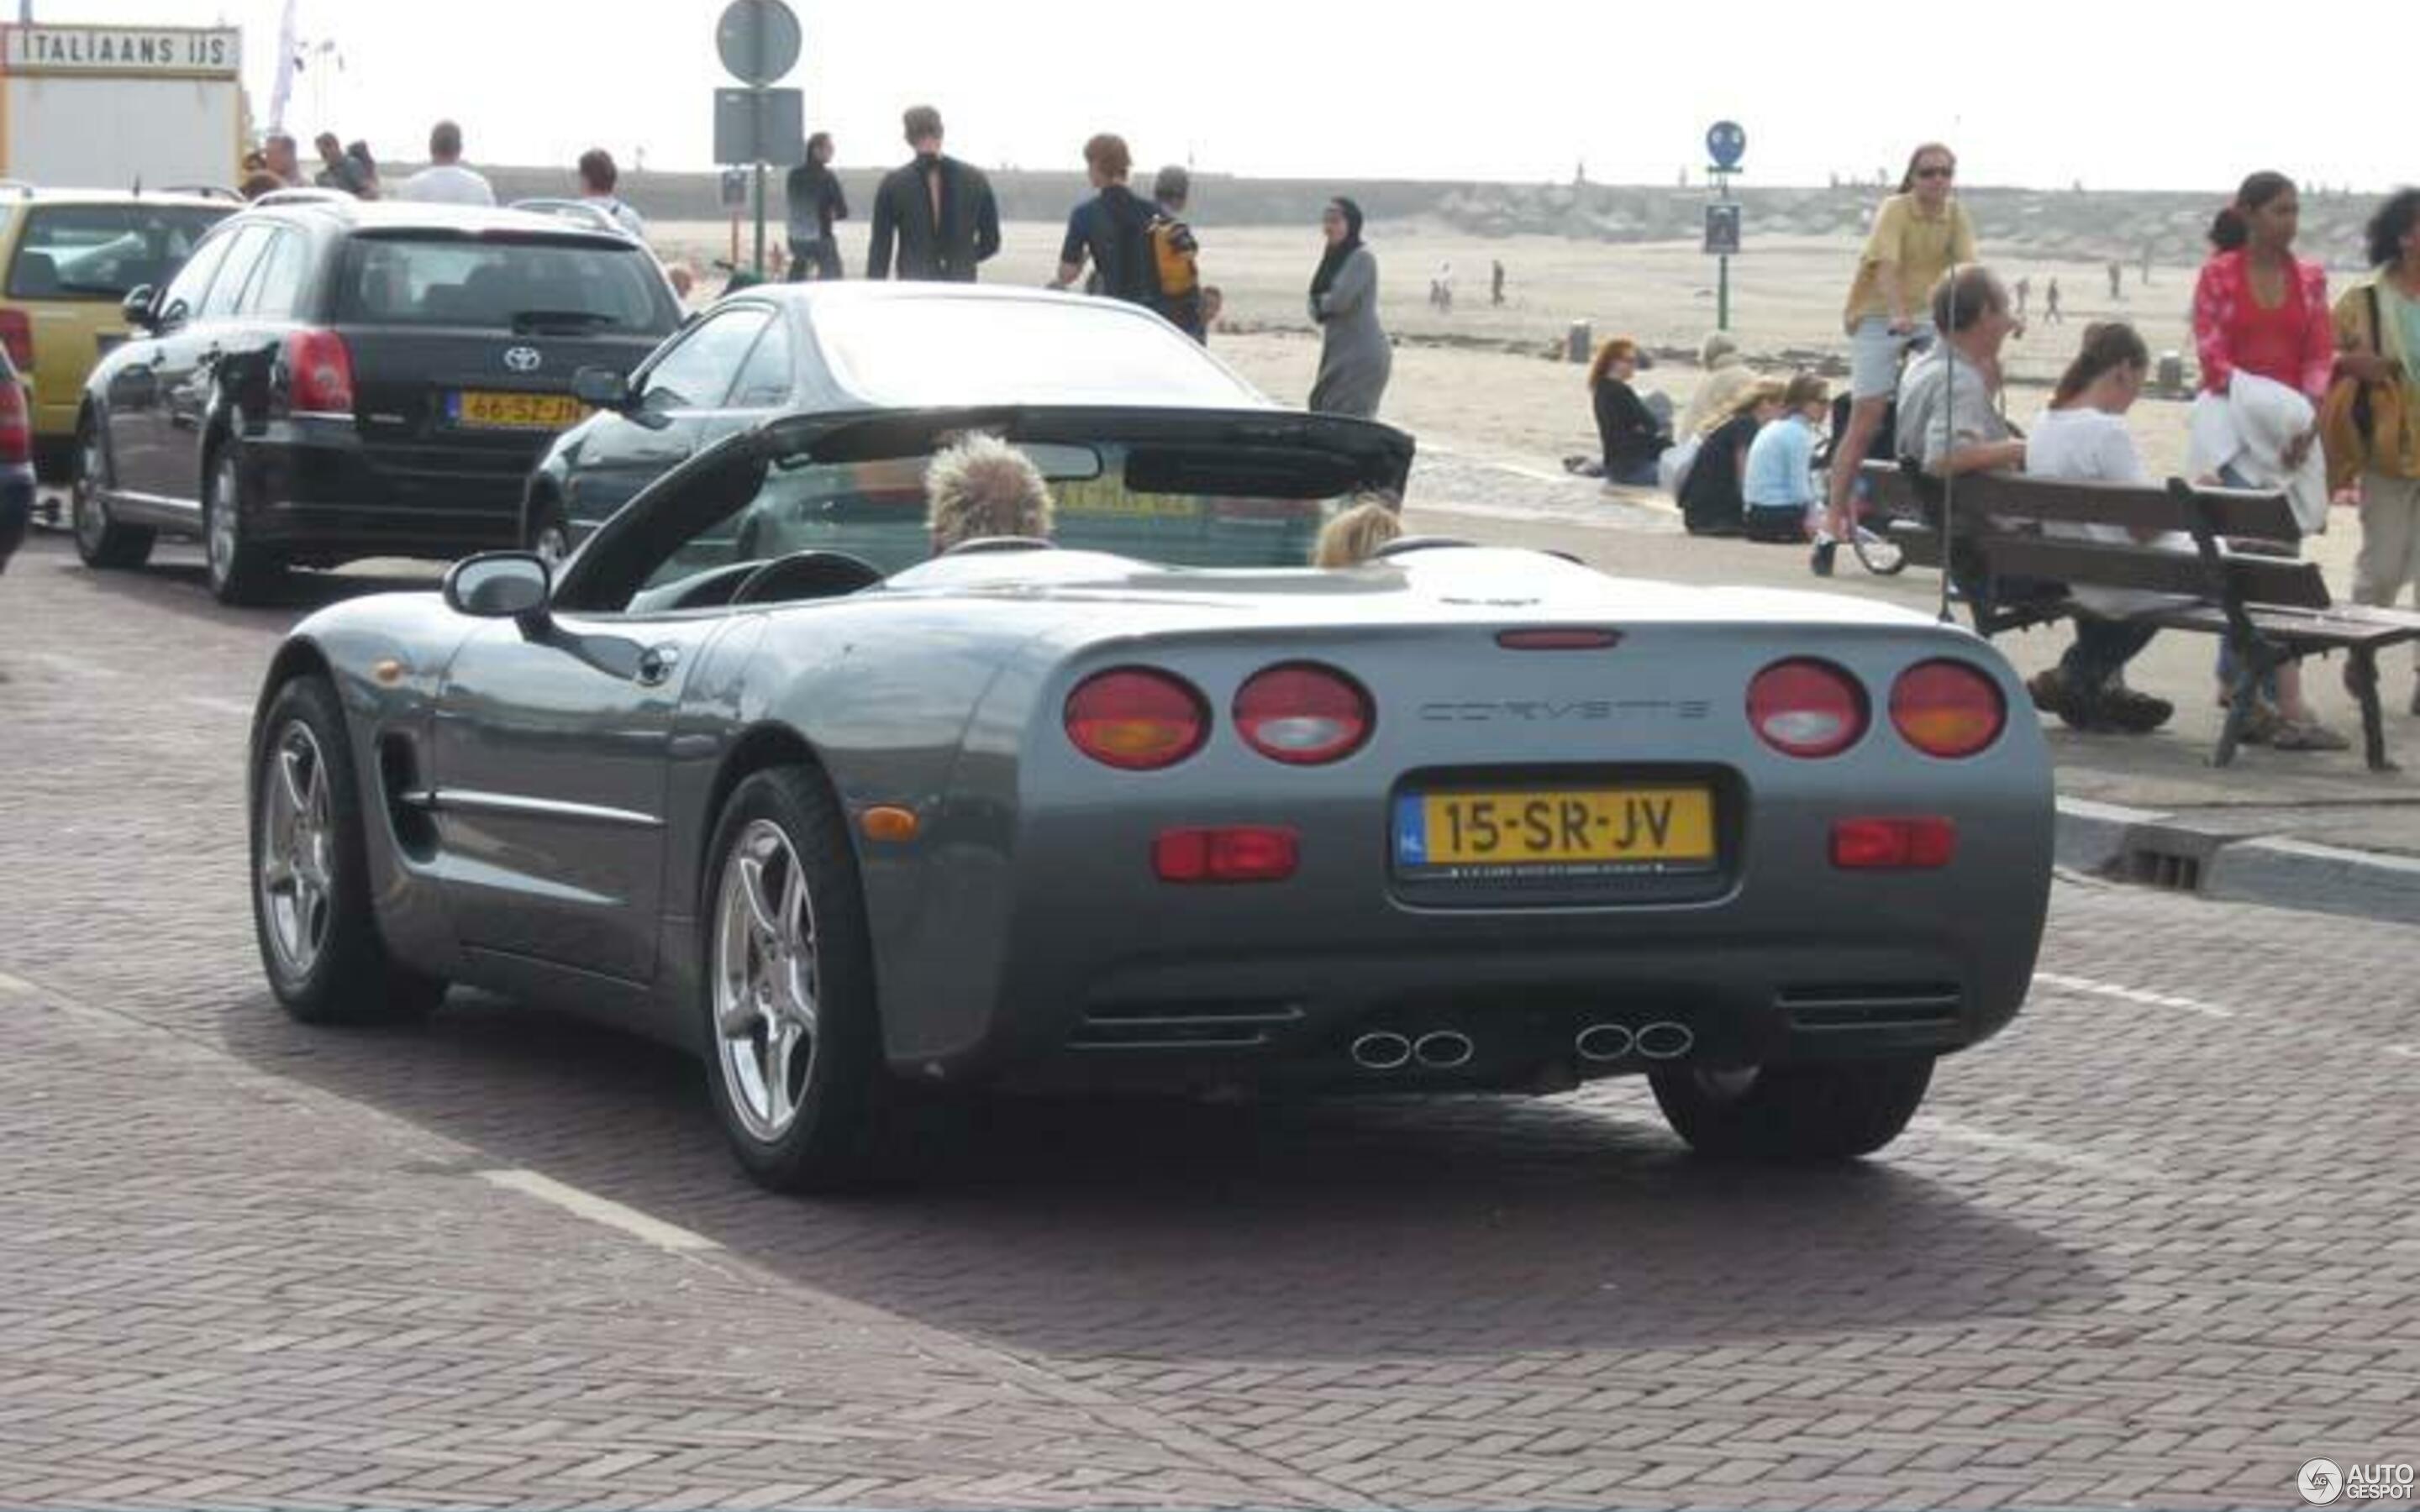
[13,252,59,297]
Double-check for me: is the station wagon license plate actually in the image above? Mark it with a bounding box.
[448,390,585,430]
[1392,785,1716,878]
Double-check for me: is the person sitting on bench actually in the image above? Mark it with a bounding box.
[2019,323,2181,732]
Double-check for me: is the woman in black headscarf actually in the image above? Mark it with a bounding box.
[1307,197,1391,417]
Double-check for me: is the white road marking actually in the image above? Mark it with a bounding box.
[18,651,120,679]
[2033,970,2233,1020]
[1911,1116,2166,1180]
[477,1168,720,1254]
[179,694,255,717]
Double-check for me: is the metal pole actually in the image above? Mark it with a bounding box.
[1715,168,1731,332]
[1937,261,1957,625]
[753,159,767,276]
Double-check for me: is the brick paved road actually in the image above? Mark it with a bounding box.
[3,531,2417,1510]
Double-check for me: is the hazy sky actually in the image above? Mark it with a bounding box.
[35,0,2413,193]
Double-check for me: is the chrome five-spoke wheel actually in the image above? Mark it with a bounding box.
[713,817,821,1143]
[257,719,336,979]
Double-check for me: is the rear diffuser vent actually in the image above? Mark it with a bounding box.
[1069,1000,1304,1052]
[1778,983,1962,1029]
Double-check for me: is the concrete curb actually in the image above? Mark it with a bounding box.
[2054,796,2420,926]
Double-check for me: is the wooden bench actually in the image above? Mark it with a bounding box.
[1859,459,2420,772]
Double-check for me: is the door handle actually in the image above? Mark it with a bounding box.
[634,643,681,685]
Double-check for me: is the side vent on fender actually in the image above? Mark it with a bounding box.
[378,733,438,860]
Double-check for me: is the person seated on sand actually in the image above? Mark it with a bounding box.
[1740,374,1832,541]
[1679,377,1787,537]
[927,435,1055,554]
[1585,337,1670,487]
[1313,494,1405,566]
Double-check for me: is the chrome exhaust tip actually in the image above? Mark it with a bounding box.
[1573,1022,1635,1063]
[1413,1030,1475,1069]
[1636,1021,1695,1060]
[1350,1031,1413,1071]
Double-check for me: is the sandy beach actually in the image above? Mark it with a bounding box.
[655,215,2215,477]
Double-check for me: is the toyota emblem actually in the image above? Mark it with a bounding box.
[502,346,542,373]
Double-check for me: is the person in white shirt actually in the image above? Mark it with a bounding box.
[576,148,645,240]
[2021,321,2180,733]
[396,120,495,207]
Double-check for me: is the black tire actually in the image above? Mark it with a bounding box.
[700,765,907,1193]
[250,675,447,1026]
[203,443,283,606]
[71,415,154,569]
[1649,1056,1934,1161]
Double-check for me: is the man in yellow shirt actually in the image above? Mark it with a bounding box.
[1818,143,1979,575]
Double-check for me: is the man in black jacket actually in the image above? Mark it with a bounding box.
[865,105,1000,282]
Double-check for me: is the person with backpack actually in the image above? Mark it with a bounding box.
[1052,134,1161,310]
[1149,165,1208,340]
[2329,187,2420,717]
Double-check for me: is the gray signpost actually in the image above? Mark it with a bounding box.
[1704,119,1746,332]
[713,0,804,278]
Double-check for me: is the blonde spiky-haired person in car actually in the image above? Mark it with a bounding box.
[926,435,1055,554]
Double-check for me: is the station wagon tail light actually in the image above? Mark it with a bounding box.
[1891,659,2006,758]
[1154,826,1300,883]
[1747,659,1868,758]
[1832,816,1958,869]
[1234,663,1373,764]
[284,328,356,413]
[0,377,27,466]
[1065,668,1208,769]
[0,309,31,372]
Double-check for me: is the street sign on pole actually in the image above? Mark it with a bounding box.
[712,0,802,280]
[716,0,801,86]
[1702,120,1747,331]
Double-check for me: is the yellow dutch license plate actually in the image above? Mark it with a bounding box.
[450,390,586,430]
[1395,786,1717,873]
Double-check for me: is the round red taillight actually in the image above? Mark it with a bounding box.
[1891,659,2007,758]
[1233,663,1373,764]
[1064,669,1208,770]
[1746,659,1869,758]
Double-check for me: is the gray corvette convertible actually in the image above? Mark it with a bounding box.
[249,288,2053,1191]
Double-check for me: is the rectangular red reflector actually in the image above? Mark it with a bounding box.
[1831,817,1957,870]
[1154,827,1300,883]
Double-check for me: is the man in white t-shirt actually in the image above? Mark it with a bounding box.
[396,120,496,207]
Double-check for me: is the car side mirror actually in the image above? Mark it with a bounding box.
[572,365,631,412]
[443,551,551,631]
[120,286,157,330]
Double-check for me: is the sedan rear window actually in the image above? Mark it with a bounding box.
[334,235,679,335]
[811,297,1266,409]
[6,204,229,300]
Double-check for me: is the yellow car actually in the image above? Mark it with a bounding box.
[0,186,233,489]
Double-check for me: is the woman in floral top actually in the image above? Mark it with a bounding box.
[2189,171,2346,750]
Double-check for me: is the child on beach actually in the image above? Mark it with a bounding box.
[1742,375,1831,540]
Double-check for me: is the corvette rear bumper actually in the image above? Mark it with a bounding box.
[965,924,2031,1095]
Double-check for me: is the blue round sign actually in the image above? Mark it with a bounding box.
[1706,120,1746,171]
